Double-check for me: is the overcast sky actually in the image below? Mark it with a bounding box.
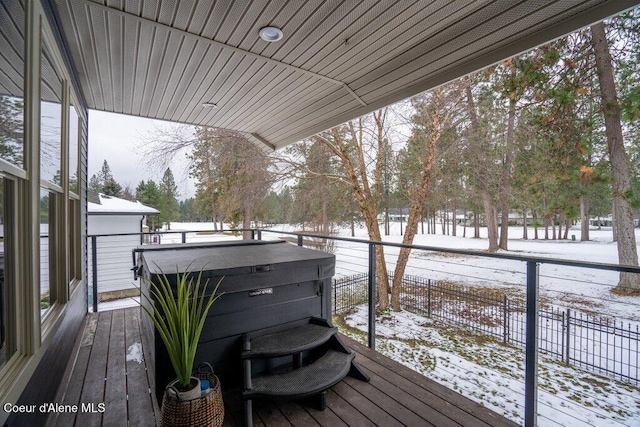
[87,110,196,199]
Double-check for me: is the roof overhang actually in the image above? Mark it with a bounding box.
[51,0,639,151]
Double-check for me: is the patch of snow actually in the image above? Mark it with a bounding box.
[126,342,144,364]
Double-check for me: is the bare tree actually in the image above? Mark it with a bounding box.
[390,88,459,310]
[591,22,640,292]
[464,83,500,251]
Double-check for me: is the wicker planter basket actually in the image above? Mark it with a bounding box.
[161,364,224,427]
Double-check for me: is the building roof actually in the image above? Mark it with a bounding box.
[50,0,636,151]
[88,193,160,215]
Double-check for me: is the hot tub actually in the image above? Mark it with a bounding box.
[134,239,335,402]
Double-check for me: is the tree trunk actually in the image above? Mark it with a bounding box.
[322,198,329,235]
[558,213,564,240]
[463,206,467,238]
[591,22,640,291]
[390,89,449,310]
[522,206,528,240]
[483,188,499,252]
[242,209,252,240]
[499,96,516,250]
[452,200,457,236]
[432,210,436,234]
[580,195,590,241]
[474,211,480,238]
[533,210,539,240]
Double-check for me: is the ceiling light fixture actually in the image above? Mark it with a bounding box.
[259,26,283,42]
[202,102,217,108]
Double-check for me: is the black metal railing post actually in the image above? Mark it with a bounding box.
[368,243,376,350]
[427,279,431,318]
[503,295,508,344]
[181,232,186,243]
[297,235,303,246]
[251,230,255,240]
[565,309,571,365]
[525,260,539,427]
[91,235,98,313]
[257,230,262,240]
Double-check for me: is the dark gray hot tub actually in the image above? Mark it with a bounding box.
[134,239,335,402]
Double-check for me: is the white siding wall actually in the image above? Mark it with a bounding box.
[88,215,142,294]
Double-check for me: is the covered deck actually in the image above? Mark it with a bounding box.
[49,307,517,426]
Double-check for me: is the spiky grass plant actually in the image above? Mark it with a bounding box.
[141,268,222,390]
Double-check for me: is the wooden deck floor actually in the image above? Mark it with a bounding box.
[49,307,518,426]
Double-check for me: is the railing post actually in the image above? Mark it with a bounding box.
[565,309,571,365]
[257,230,262,241]
[91,236,98,313]
[525,261,539,427]
[368,243,376,350]
[297,235,303,246]
[427,279,431,318]
[181,232,186,244]
[503,295,508,344]
[251,229,255,240]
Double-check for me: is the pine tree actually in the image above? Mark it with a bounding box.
[136,179,161,229]
[159,168,179,225]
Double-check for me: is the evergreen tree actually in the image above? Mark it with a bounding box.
[89,159,123,197]
[178,198,196,222]
[136,179,161,229]
[158,167,179,225]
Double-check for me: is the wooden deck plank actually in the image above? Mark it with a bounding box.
[343,336,518,427]
[124,307,157,427]
[274,400,321,427]
[333,381,403,426]
[254,400,292,426]
[103,310,127,426]
[75,311,112,427]
[54,308,518,427]
[342,374,439,427]
[319,388,375,427]
[53,344,91,426]
[342,368,458,427]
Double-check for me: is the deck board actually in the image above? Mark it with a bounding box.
[103,309,127,426]
[53,308,518,426]
[75,311,111,427]
[124,306,158,426]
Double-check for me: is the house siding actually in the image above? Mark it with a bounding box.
[4,0,88,424]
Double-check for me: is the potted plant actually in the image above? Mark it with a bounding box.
[140,267,223,400]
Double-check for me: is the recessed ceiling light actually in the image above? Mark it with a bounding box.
[259,26,283,42]
[202,102,217,108]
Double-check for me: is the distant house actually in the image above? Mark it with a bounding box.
[589,215,613,227]
[88,194,159,300]
[378,208,409,222]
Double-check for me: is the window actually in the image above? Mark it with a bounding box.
[40,188,52,314]
[40,34,63,315]
[40,40,62,185]
[69,104,78,194]
[0,0,24,371]
[0,176,16,370]
[68,103,81,289]
[0,2,25,172]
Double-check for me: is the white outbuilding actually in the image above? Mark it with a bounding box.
[88,194,160,302]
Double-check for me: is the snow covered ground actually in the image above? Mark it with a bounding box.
[260,222,640,426]
[157,221,640,425]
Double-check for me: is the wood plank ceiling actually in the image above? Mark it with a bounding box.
[51,0,637,150]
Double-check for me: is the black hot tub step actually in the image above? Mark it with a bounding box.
[243,322,337,359]
[243,349,355,399]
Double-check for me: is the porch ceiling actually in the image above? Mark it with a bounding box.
[52,0,636,151]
